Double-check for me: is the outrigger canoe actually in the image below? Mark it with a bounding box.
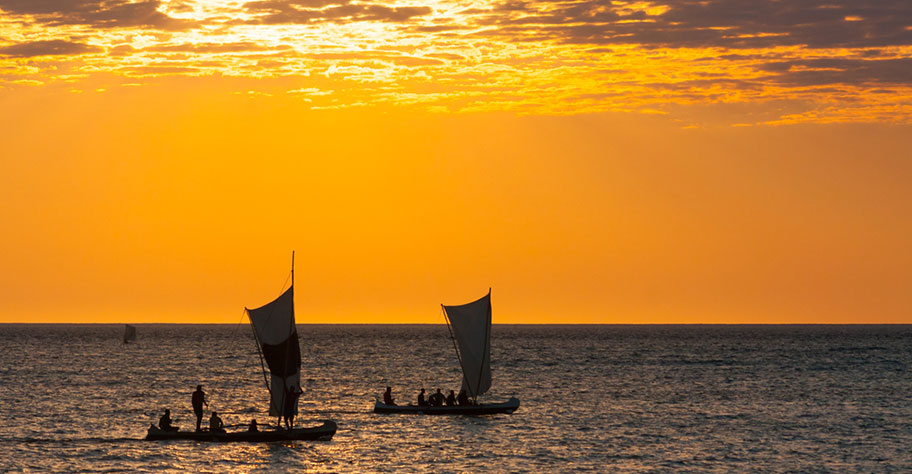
[375,290,520,417]
[145,420,337,442]
[373,397,519,415]
[145,254,338,444]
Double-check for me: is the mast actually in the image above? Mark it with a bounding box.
[473,289,491,403]
[286,250,295,428]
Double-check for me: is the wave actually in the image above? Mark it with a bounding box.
[0,436,143,444]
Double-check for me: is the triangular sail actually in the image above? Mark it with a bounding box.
[247,286,301,417]
[123,324,136,343]
[443,290,492,399]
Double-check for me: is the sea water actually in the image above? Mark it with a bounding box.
[0,324,910,472]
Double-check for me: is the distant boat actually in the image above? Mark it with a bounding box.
[146,252,337,442]
[374,289,520,415]
[123,325,136,344]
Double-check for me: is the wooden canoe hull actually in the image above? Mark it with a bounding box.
[144,420,337,442]
[373,397,519,415]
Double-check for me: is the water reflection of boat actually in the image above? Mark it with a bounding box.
[374,289,520,415]
[145,252,337,442]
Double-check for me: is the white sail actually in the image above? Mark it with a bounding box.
[123,324,136,343]
[443,290,492,399]
[247,286,301,417]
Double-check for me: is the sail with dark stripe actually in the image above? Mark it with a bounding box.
[247,286,301,416]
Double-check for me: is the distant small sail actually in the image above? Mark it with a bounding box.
[123,324,137,343]
[247,286,301,417]
[443,290,492,399]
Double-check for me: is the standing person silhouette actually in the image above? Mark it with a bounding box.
[283,384,302,429]
[191,385,208,432]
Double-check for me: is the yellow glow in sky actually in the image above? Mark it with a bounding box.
[1,1,910,323]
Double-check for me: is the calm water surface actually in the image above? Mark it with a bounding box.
[0,324,910,472]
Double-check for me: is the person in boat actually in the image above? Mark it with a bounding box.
[158,409,178,432]
[417,388,428,406]
[248,419,258,432]
[283,384,302,430]
[446,390,456,406]
[209,411,225,433]
[430,389,445,407]
[191,385,208,432]
[457,389,470,406]
[383,386,396,406]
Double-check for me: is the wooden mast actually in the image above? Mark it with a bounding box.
[288,250,295,428]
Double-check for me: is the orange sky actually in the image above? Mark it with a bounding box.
[1,1,911,323]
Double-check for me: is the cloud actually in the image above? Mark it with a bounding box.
[0,40,102,57]
[122,65,200,76]
[311,51,445,66]
[0,0,197,30]
[243,0,432,24]
[143,42,293,54]
[426,53,465,61]
[109,44,137,56]
[1,0,910,124]
[473,0,912,49]
[761,58,912,87]
[410,24,463,33]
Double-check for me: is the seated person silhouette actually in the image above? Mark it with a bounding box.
[383,386,396,406]
[430,389,445,407]
[417,388,428,406]
[209,411,225,434]
[159,409,178,432]
[457,389,470,406]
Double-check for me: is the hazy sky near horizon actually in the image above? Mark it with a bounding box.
[1,0,910,323]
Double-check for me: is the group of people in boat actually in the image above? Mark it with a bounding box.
[383,386,473,407]
[157,383,303,434]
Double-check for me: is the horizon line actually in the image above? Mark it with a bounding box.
[1,322,910,326]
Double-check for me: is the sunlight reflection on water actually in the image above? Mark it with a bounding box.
[0,324,910,472]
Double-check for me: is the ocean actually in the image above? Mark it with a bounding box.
[0,324,910,472]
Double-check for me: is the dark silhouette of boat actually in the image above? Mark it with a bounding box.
[145,252,337,442]
[145,420,336,442]
[373,397,519,415]
[374,289,520,415]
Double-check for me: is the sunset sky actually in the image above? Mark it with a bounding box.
[1,0,910,324]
